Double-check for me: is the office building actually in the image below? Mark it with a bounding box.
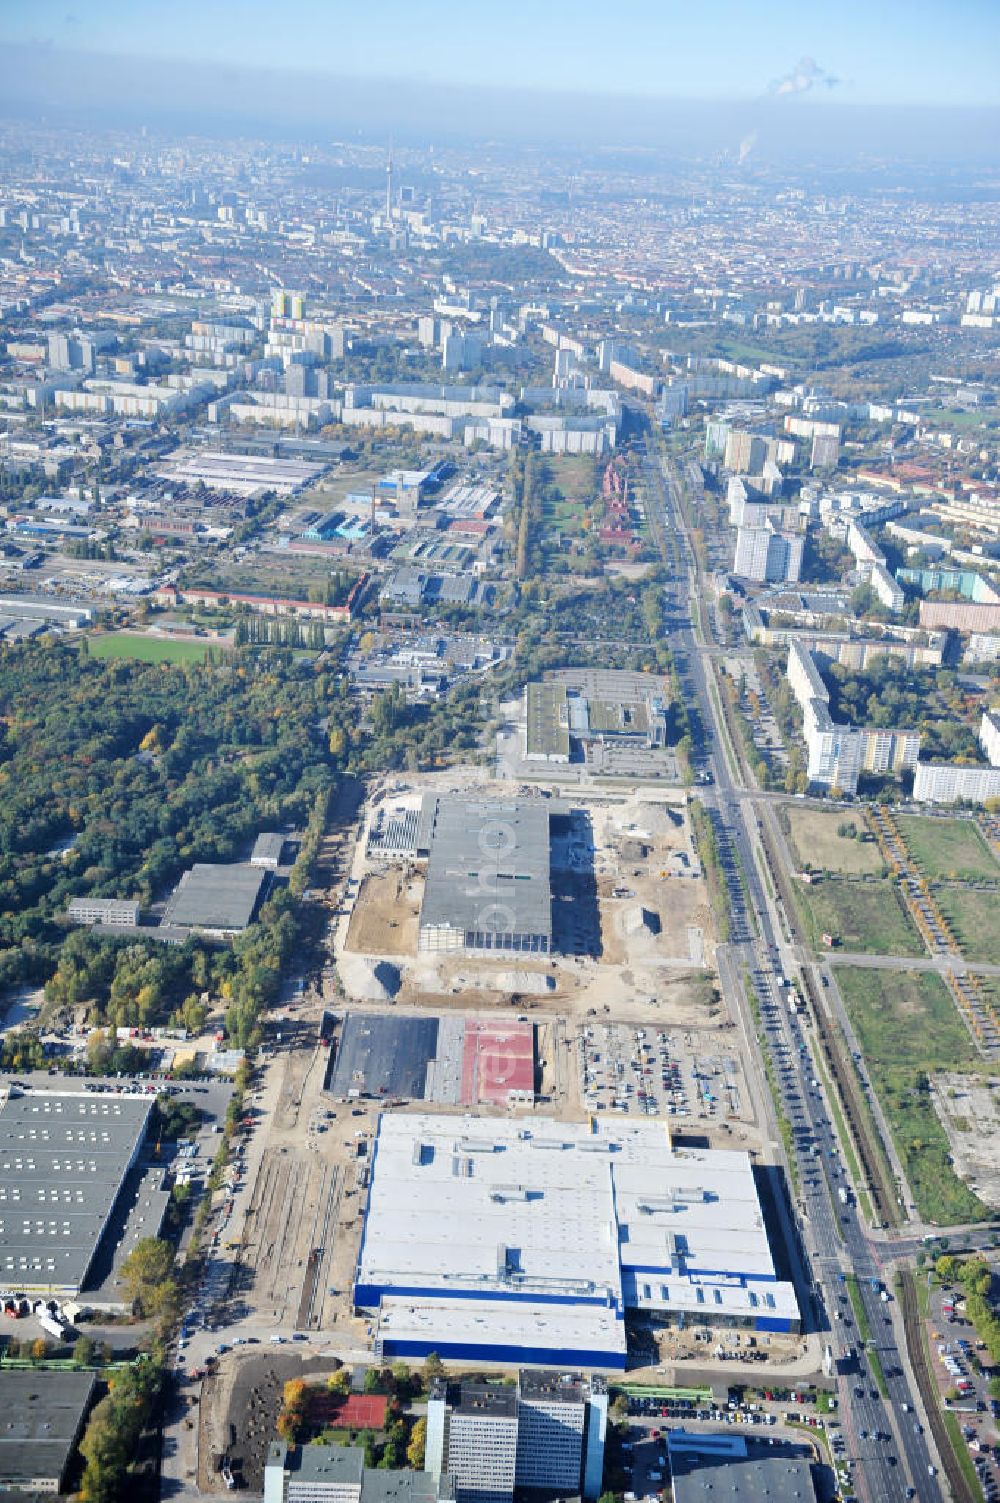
[355,1113,799,1373]
[516,1371,598,1494]
[425,1371,607,1503]
[428,1385,518,1503]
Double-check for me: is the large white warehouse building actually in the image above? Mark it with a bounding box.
[354,1114,799,1370]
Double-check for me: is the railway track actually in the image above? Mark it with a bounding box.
[898,1269,976,1503]
[300,1164,343,1331]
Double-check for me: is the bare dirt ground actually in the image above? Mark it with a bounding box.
[344,868,422,956]
[600,877,710,966]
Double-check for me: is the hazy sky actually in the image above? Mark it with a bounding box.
[3,0,998,109]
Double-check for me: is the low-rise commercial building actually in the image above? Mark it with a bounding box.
[265,1444,455,1503]
[666,1431,817,1503]
[418,798,552,956]
[66,898,140,928]
[161,862,268,937]
[154,448,329,497]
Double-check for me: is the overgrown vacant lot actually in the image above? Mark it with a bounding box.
[783,805,884,876]
[837,966,991,1226]
[897,815,998,883]
[935,886,1000,966]
[792,874,922,956]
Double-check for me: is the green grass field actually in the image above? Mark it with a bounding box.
[87,632,213,665]
[792,875,922,956]
[898,815,998,882]
[784,806,885,876]
[836,967,989,1225]
[935,886,1000,964]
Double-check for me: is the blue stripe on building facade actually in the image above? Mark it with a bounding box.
[380,1337,627,1370]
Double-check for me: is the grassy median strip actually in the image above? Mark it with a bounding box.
[845,1276,872,1344]
[691,801,731,943]
[845,1275,888,1397]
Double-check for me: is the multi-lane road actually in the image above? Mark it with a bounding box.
[640,432,947,1503]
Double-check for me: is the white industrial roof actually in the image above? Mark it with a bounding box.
[376,1296,626,1360]
[357,1115,797,1330]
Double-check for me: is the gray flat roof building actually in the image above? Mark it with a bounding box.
[0,1369,97,1493]
[66,898,140,928]
[251,833,287,869]
[667,1433,816,1503]
[418,798,551,956]
[265,1444,455,1503]
[525,683,570,762]
[0,1090,152,1291]
[162,862,268,935]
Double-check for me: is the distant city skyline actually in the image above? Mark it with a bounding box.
[1,0,998,110]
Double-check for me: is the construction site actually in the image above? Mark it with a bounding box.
[338,776,716,1018]
[168,754,824,1492]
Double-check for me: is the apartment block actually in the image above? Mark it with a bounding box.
[724,430,768,475]
[734,522,803,584]
[786,642,919,795]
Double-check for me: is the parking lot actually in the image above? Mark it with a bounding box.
[926,1278,1000,1501]
[578,1023,749,1124]
[616,1393,826,1497]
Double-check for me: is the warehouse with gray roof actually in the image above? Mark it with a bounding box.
[0,1369,97,1494]
[162,862,269,936]
[0,1089,152,1293]
[417,798,552,956]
